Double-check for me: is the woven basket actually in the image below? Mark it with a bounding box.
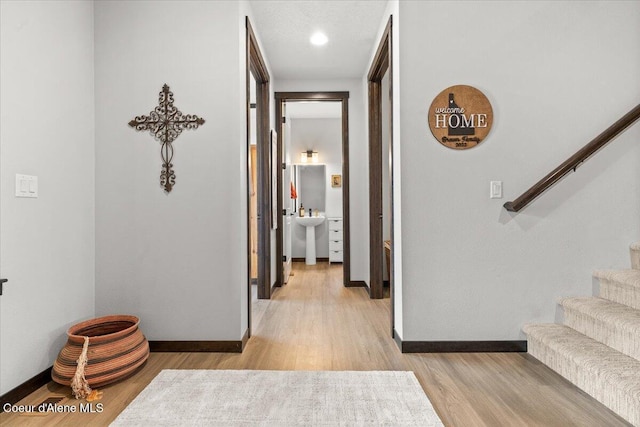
[52,315,149,388]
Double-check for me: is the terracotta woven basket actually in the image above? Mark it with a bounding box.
[52,315,149,388]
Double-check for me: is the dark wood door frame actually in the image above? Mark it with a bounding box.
[274,92,354,289]
[367,18,394,333]
[246,18,271,338]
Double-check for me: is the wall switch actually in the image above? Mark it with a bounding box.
[490,181,502,199]
[15,174,38,198]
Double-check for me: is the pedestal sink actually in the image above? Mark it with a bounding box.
[295,216,325,265]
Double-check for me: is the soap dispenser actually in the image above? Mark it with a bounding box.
[299,204,305,217]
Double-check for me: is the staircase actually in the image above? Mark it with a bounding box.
[524,243,640,426]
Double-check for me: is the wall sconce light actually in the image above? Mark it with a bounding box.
[300,150,319,163]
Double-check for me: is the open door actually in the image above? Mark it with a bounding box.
[282,105,293,283]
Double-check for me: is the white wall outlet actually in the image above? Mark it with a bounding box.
[490,181,502,199]
[15,174,38,198]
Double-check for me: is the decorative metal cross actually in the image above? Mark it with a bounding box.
[128,84,205,192]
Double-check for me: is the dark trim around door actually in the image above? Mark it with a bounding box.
[367,17,394,337]
[246,18,271,340]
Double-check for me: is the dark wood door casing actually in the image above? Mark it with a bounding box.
[367,17,394,335]
[246,18,271,342]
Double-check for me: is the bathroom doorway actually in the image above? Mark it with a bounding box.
[274,92,354,288]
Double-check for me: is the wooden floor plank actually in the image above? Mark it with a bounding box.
[0,263,630,426]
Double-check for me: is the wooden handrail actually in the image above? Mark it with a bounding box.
[504,103,640,212]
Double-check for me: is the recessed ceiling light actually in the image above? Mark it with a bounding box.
[310,32,328,46]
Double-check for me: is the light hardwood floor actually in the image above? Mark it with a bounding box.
[0,263,630,426]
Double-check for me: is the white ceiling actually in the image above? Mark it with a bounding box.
[249,1,389,80]
[286,101,342,119]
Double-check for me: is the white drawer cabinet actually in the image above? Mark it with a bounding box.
[329,240,343,251]
[328,217,343,263]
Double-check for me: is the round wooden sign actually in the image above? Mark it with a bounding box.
[428,85,493,150]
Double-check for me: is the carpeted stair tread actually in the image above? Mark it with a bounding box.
[560,296,640,327]
[524,323,640,425]
[594,269,640,310]
[523,324,640,386]
[559,297,640,360]
[594,269,640,289]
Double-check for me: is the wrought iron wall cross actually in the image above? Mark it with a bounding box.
[128,84,205,192]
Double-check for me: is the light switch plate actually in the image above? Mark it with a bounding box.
[490,181,502,199]
[16,174,38,198]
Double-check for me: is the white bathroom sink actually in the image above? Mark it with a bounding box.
[295,216,326,227]
[295,216,325,265]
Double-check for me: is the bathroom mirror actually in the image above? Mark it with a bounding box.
[293,165,326,214]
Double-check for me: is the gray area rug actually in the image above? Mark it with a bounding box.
[110,370,444,426]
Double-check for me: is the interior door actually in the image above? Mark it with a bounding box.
[282,106,292,283]
[250,145,258,281]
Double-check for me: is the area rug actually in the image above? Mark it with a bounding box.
[110,370,444,426]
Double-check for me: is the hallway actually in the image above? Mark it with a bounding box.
[1,263,629,426]
[250,263,398,371]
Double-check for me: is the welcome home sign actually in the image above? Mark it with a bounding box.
[428,85,493,150]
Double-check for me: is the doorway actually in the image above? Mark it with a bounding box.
[368,18,394,333]
[282,101,342,278]
[274,92,353,288]
[246,18,271,337]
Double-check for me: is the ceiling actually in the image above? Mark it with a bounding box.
[249,1,389,80]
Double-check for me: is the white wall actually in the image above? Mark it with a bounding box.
[0,0,95,394]
[290,118,342,258]
[275,79,369,283]
[398,0,640,341]
[95,0,260,341]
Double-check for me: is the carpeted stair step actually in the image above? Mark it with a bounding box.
[559,296,640,361]
[595,269,640,310]
[524,323,640,426]
[632,243,640,270]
